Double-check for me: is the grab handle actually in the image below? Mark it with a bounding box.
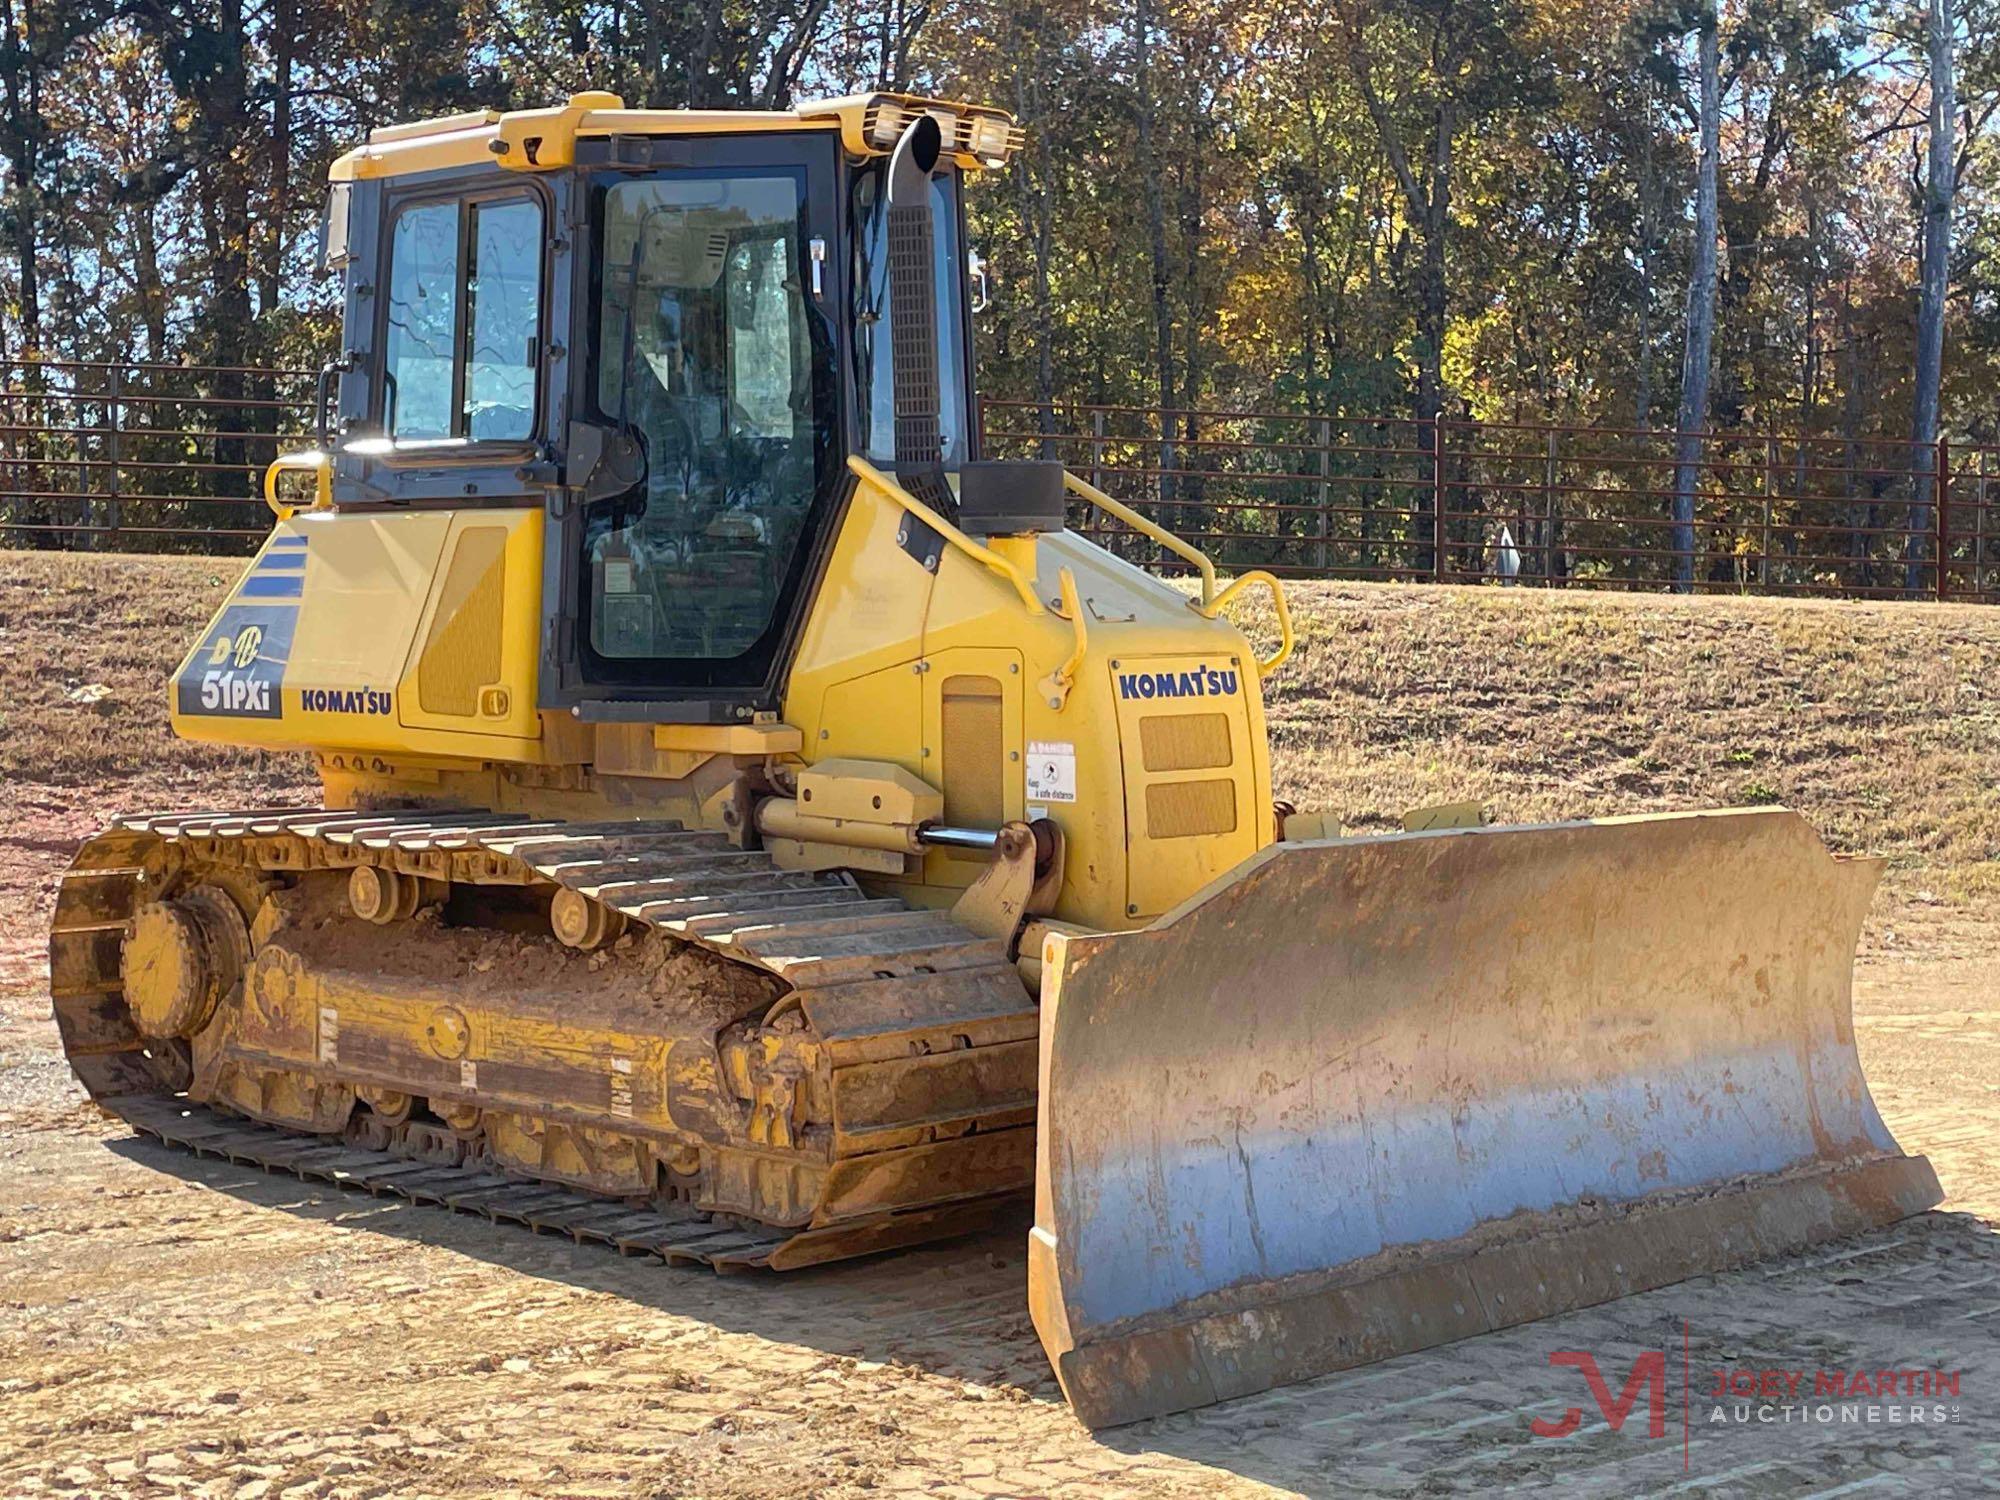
[264,450,332,520]
[1205,570,1295,676]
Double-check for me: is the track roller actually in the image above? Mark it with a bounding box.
[348,865,443,924]
[550,887,623,950]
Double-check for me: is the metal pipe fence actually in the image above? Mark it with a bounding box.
[0,359,317,553]
[2,364,1992,602]
[982,399,1998,602]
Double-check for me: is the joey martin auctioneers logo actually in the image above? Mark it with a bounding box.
[1529,1327,1965,1470]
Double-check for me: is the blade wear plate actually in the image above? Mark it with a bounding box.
[1028,807,1941,1427]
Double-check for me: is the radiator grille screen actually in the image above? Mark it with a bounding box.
[1139,712,1233,773]
[418,527,506,716]
[1145,779,1238,839]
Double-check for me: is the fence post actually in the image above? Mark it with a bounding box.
[1431,414,1445,583]
[105,363,122,544]
[1316,416,1331,573]
[1936,434,1950,601]
[1543,427,1558,585]
[1977,451,1989,597]
[1514,433,1528,587]
[1090,409,1105,493]
[1761,432,1776,588]
[75,372,92,542]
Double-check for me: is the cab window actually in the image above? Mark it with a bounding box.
[851,164,969,468]
[382,195,542,441]
[584,170,829,671]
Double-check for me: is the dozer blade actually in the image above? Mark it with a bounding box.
[1028,807,1941,1428]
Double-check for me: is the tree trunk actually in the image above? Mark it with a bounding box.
[1179,140,1207,518]
[261,0,293,320]
[1905,0,1954,593]
[1413,105,1451,574]
[1670,6,1720,593]
[1414,106,1450,438]
[0,0,42,372]
[1801,203,1820,449]
[641,2,662,106]
[1008,28,1057,458]
[203,0,255,495]
[1344,19,1451,576]
[1635,85,1657,429]
[1135,0,1177,508]
[133,199,167,361]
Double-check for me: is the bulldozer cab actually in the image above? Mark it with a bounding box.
[317,95,992,722]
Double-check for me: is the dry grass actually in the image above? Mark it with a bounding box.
[1235,581,2000,941]
[0,549,312,795]
[1,549,1993,941]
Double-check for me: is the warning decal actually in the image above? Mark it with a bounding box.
[1027,740,1078,803]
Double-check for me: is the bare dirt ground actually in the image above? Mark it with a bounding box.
[1,552,1996,1498]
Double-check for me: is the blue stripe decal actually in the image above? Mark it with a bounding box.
[269,535,308,550]
[239,573,304,599]
[255,552,307,571]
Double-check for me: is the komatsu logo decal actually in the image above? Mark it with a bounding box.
[1117,664,1239,701]
[177,602,296,720]
[302,686,394,716]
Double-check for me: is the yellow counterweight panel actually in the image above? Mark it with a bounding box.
[168,509,547,765]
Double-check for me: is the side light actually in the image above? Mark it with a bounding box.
[869,104,908,148]
[970,115,1013,165]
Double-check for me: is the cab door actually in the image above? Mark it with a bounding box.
[315,168,561,746]
[542,131,845,722]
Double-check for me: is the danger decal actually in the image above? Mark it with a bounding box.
[1027,741,1078,804]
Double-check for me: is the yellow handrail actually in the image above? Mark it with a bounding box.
[1062,471,1217,609]
[264,450,333,519]
[1208,569,1296,676]
[848,458,1289,676]
[1037,567,1089,710]
[847,456,1045,616]
[1061,471,1293,676]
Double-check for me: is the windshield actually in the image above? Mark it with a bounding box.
[851,163,970,469]
[585,170,829,671]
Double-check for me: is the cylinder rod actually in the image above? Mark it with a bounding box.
[915,824,1001,851]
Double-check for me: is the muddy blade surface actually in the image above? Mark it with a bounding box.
[1028,807,1942,1429]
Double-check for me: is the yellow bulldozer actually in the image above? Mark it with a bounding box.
[52,90,1939,1428]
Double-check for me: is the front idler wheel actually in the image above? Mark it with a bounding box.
[120,886,252,1040]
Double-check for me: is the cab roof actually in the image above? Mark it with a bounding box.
[329,91,1023,182]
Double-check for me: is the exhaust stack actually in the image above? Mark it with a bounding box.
[885,115,950,510]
